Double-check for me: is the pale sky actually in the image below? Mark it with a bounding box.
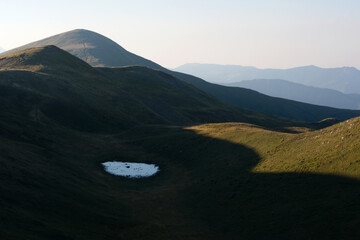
[1,0,360,69]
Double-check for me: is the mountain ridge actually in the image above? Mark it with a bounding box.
[4,29,360,122]
[228,79,360,110]
[0,45,296,131]
[1,29,162,69]
[174,63,360,94]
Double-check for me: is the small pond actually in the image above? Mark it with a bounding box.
[102,161,159,178]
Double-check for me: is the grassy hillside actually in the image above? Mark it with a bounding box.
[1,111,360,239]
[4,29,360,122]
[189,118,360,179]
[1,45,289,130]
[1,36,360,240]
[120,118,360,239]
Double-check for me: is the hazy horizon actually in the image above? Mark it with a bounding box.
[174,63,360,71]
[1,0,359,69]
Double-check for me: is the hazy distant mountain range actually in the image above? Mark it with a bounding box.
[3,29,360,122]
[228,79,360,110]
[174,63,360,94]
[0,47,5,53]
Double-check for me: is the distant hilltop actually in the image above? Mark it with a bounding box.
[174,63,360,94]
[0,47,5,53]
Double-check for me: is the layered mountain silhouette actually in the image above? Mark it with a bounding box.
[174,63,360,94]
[228,79,360,110]
[3,29,360,122]
[1,45,277,131]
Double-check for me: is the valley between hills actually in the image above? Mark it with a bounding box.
[1,30,360,240]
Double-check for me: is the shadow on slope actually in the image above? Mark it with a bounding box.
[0,121,359,239]
[127,125,360,240]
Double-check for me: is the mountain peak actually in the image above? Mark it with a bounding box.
[67,28,92,33]
[1,29,162,69]
[55,29,108,40]
[0,45,93,73]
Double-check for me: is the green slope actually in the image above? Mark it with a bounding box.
[1,110,360,239]
[0,45,296,131]
[0,44,94,73]
[3,29,360,122]
[128,119,360,240]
